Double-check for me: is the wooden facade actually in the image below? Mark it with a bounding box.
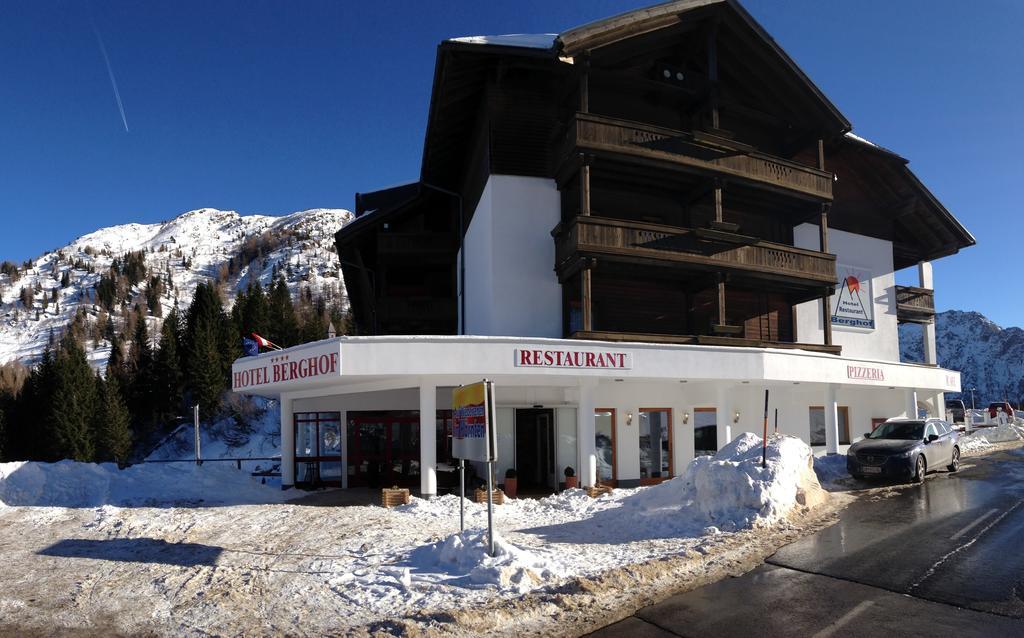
[336,0,974,349]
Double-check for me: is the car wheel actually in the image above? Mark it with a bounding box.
[912,455,926,483]
[947,447,960,473]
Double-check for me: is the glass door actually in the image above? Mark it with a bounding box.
[347,413,420,488]
[595,409,616,486]
[293,412,342,487]
[639,408,671,484]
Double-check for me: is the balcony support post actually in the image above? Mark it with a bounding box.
[820,205,833,347]
[580,155,591,216]
[581,264,593,332]
[717,273,727,328]
[713,179,724,223]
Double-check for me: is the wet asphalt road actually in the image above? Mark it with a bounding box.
[589,448,1024,637]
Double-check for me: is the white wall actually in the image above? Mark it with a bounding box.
[794,224,899,362]
[460,175,562,337]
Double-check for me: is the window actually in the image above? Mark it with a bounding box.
[925,423,938,439]
[639,409,672,482]
[693,408,717,456]
[809,407,850,446]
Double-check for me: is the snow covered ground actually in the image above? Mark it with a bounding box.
[0,434,836,636]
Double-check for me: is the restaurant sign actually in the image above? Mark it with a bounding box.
[847,365,885,382]
[514,349,632,370]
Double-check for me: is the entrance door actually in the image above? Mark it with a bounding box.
[347,413,420,488]
[639,408,672,484]
[293,412,343,488]
[515,409,556,493]
[693,408,717,456]
[595,408,616,486]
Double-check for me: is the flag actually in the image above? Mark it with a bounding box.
[242,337,259,357]
[251,332,282,351]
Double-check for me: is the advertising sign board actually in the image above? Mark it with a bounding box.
[452,381,496,462]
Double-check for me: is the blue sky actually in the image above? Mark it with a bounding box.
[0,1,1021,325]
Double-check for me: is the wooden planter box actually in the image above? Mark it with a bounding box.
[585,485,614,498]
[381,486,410,508]
[474,488,505,505]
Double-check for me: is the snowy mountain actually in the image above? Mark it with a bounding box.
[900,310,1024,405]
[0,207,351,369]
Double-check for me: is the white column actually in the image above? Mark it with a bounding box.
[824,384,840,455]
[919,261,938,366]
[715,385,732,451]
[280,394,295,490]
[578,381,597,487]
[419,380,437,498]
[905,388,919,419]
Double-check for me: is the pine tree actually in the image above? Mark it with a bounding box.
[153,308,184,425]
[267,277,298,347]
[184,282,230,418]
[47,336,98,461]
[94,373,132,465]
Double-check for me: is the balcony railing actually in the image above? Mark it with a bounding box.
[563,113,833,201]
[894,285,935,323]
[555,215,836,286]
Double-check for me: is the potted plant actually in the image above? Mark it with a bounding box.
[503,468,518,499]
[564,466,578,489]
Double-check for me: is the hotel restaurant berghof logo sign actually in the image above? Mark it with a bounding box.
[233,345,340,390]
[514,348,632,370]
[831,264,874,330]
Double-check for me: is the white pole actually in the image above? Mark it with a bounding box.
[459,458,465,532]
[193,404,201,466]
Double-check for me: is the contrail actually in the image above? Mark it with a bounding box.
[90,19,129,132]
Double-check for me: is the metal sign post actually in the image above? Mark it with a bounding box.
[484,380,496,557]
[761,390,769,468]
[193,404,202,466]
[459,459,465,532]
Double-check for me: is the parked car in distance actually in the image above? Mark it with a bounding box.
[847,418,960,483]
[945,399,966,426]
[987,402,1015,421]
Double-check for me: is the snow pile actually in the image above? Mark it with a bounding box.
[410,529,563,593]
[0,459,284,508]
[812,453,850,489]
[960,423,1024,453]
[622,433,826,532]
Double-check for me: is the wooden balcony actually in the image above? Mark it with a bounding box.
[562,113,833,201]
[555,215,836,287]
[571,330,842,355]
[895,285,935,324]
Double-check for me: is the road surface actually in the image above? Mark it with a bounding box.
[590,447,1024,637]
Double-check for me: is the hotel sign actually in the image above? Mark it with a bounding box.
[831,264,874,330]
[514,348,633,370]
[232,343,340,391]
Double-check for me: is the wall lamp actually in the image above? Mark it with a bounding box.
[733,410,741,423]
[682,412,690,424]
[626,412,634,426]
